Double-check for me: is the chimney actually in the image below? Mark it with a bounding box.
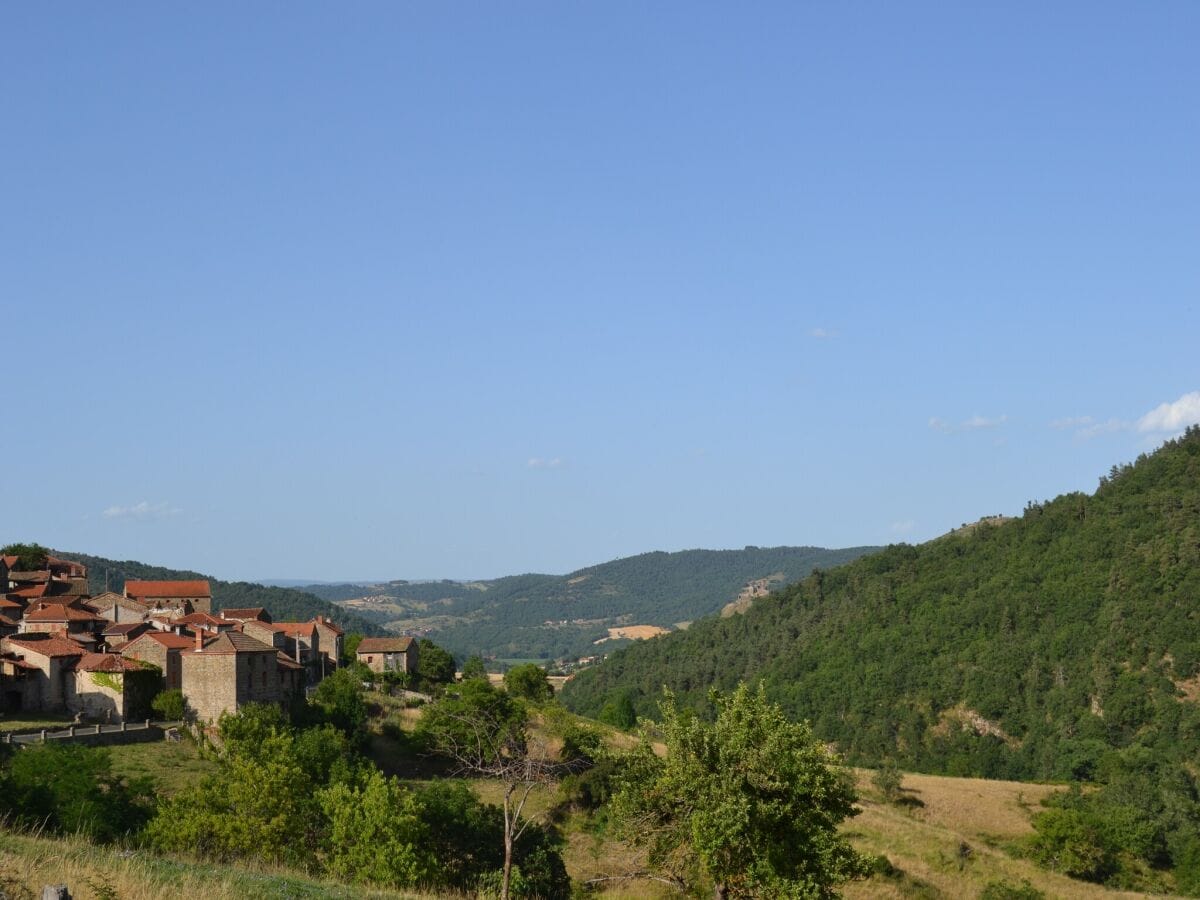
[194,629,203,652]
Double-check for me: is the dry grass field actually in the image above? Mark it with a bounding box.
[842,770,1163,899]
[4,700,1173,899]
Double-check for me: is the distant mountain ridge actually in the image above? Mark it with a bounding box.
[53,551,386,637]
[300,545,880,662]
[562,428,1200,782]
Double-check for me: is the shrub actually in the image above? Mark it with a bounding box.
[151,688,185,721]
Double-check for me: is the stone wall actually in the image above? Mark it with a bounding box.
[181,651,237,722]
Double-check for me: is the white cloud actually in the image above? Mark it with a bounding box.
[102,501,180,520]
[890,520,917,535]
[1050,416,1094,430]
[1076,418,1129,440]
[526,457,565,470]
[1137,390,1200,434]
[929,414,1007,434]
[809,327,834,339]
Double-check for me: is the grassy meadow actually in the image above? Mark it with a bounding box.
[0,698,1169,899]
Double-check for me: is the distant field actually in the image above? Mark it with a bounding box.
[594,625,669,643]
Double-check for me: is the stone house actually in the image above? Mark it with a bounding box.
[0,635,86,711]
[313,615,344,672]
[67,653,157,723]
[19,603,105,647]
[121,631,195,690]
[101,621,151,650]
[87,591,150,623]
[180,631,301,722]
[242,620,318,670]
[356,636,419,674]
[124,580,212,614]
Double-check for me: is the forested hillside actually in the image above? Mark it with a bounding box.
[56,551,385,636]
[303,545,878,662]
[563,428,1200,782]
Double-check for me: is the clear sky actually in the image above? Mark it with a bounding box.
[3,3,1197,582]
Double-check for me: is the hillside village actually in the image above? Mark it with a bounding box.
[0,552,381,724]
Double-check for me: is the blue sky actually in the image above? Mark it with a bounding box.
[3,3,1197,581]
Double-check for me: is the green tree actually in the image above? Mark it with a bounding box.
[318,769,433,887]
[342,632,363,665]
[610,683,869,898]
[418,638,457,686]
[0,744,153,842]
[151,688,185,721]
[1,542,50,571]
[462,655,489,681]
[311,667,368,736]
[504,663,553,703]
[418,680,573,900]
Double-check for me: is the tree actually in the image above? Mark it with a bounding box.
[418,680,575,900]
[504,663,553,703]
[610,683,869,898]
[151,688,185,721]
[342,632,364,665]
[318,769,433,887]
[462,655,489,681]
[1,542,50,571]
[418,638,456,686]
[311,667,368,736]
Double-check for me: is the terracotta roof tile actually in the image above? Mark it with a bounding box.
[124,631,195,652]
[77,653,147,673]
[24,605,104,623]
[3,635,87,658]
[125,580,211,599]
[276,651,303,670]
[169,612,224,627]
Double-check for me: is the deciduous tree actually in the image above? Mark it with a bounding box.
[610,683,869,898]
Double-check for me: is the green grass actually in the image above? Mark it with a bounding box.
[0,713,73,733]
[105,738,217,795]
[0,829,427,900]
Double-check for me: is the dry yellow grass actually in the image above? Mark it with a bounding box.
[842,769,1167,899]
[595,626,670,643]
[0,831,422,900]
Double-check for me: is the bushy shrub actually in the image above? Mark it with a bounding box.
[151,688,185,721]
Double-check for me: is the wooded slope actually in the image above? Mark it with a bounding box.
[563,428,1200,781]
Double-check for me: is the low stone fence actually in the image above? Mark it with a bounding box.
[2,720,172,748]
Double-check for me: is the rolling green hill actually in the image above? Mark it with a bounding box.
[562,427,1200,782]
[54,551,386,637]
[302,545,879,663]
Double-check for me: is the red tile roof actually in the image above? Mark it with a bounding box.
[169,612,224,627]
[24,605,104,623]
[124,580,211,599]
[76,653,147,673]
[269,621,317,638]
[10,583,48,599]
[8,570,50,583]
[0,614,19,628]
[124,631,196,652]
[276,651,303,670]
[357,636,415,653]
[4,636,87,658]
